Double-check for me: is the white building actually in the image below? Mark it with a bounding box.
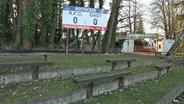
[121,39,134,53]
[156,39,175,55]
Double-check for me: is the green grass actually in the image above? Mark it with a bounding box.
[0,54,160,73]
[122,65,156,75]
[1,77,82,104]
[180,96,184,103]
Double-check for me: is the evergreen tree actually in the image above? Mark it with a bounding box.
[22,0,35,49]
[136,17,145,34]
[39,0,58,48]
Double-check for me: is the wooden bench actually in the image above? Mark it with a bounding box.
[0,62,53,80]
[73,71,131,98]
[154,63,172,76]
[167,59,184,66]
[106,59,136,70]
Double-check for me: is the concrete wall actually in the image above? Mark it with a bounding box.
[93,81,119,96]
[0,61,152,84]
[18,89,86,104]
[39,69,73,80]
[0,72,32,84]
[124,71,158,87]
[0,66,110,84]
[73,66,111,76]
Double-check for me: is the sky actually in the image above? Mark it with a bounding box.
[140,0,153,6]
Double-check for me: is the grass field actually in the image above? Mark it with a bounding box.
[0,53,184,103]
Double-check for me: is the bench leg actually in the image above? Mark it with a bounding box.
[119,77,124,90]
[127,62,131,68]
[112,62,117,71]
[157,68,162,76]
[166,67,171,73]
[87,83,94,99]
[31,66,39,80]
[44,55,48,62]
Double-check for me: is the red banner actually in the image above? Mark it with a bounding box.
[62,24,107,31]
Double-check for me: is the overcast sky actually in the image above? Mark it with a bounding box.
[140,0,153,6]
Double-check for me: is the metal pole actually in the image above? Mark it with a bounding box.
[81,30,85,54]
[66,29,69,54]
[98,31,101,56]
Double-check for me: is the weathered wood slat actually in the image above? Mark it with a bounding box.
[73,71,131,99]
[73,71,131,85]
[0,62,53,68]
[106,59,136,63]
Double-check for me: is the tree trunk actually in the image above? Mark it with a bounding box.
[90,0,95,45]
[161,0,168,38]
[58,0,62,43]
[133,0,137,33]
[167,0,171,38]
[102,0,122,53]
[22,0,33,50]
[8,0,16,37]
[15,0,23,48]
[128,0,132,33]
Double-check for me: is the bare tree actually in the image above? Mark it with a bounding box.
[150,0,177,39]
[118,0,144,33]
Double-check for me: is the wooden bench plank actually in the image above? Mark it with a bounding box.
[0,62,53,68]
[73,71,132,85]
[73,71,131,99]
[106,59,136,63]
[106,59,136,70]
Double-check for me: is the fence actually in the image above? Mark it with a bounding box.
[134,45,156,53]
